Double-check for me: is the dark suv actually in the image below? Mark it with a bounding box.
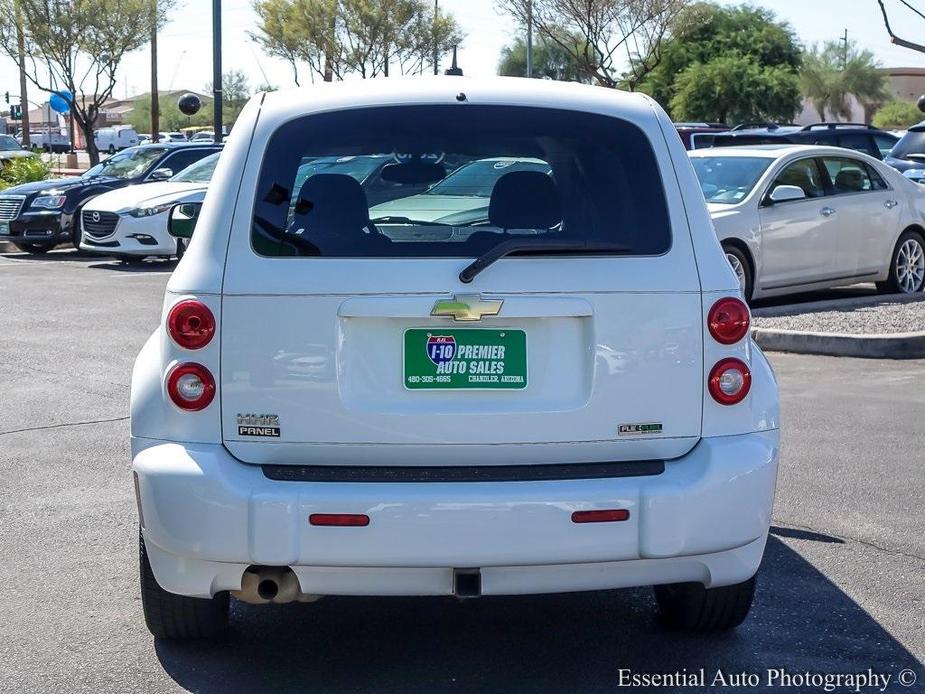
[0,143,221,254]
[884,121,925,178]
[698,123,899,160]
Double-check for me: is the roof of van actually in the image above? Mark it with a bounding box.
[257,76,656,124]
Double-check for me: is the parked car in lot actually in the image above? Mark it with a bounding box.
[0,133,36,163]
[673,121,729,150]
[94,125,140,154]
[883,121,925,181]
[139,132,188,145]
[132,78,779,640]
[368,157,551,222]
[701,123,899,161]
[689,144,925,300]
[0,143,221,254]
[27,130,70,153]
[79,152,220,262]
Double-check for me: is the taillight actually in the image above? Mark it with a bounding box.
[167,300,215,350]
[708,297,750,344]
[708,358,751,405]
[166,362,216,411]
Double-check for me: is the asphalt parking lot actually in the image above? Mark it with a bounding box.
[1,249,923,693]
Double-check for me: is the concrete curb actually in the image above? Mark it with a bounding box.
[752,327,925,359]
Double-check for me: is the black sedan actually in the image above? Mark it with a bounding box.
[0,143,221,254]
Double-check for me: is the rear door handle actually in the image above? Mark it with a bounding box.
[884,199,899,209]
[820,207,836,217]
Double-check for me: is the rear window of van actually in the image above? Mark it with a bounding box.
[251,105,671,257]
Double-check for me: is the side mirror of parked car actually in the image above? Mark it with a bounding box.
[149,167,173,181]
[768,185,806,203]
[168,202,202,239]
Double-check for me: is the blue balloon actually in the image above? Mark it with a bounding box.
[49,90,73,113]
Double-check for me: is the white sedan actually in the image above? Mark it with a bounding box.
[79,153,219,262]
[689,145,925,301]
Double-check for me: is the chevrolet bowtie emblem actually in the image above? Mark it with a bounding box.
[431,295,503,322]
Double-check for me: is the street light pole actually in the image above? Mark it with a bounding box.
[526,0,533,78]
[433,0,439,76]
[151,0,160,143]
[212,0,223,143]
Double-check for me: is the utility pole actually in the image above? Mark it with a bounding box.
[212,0,222,142]
[151,0,160,143]
[841,28,849,69]
[526,0,533,78]
[433,0,439,75]
[14,1,29,146]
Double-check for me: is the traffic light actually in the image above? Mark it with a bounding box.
[10,104,21,120]
[3,92,8,105]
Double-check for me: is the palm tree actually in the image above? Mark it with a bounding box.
[800,40,889,121]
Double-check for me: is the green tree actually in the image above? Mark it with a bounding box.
[251,0,463,83]
[800,41,889,122]
[211,69,251,123]
[642,2,801,122]
[497,0,687,90]
[126,94,212,133]
[0,0,176,165]
[670,54,801,124]
[497,35,589,82]
[872,100,924,130]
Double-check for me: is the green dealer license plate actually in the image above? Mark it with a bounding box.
[404,329,527,390]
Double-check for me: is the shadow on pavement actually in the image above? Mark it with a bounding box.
[87,259,177,273]
[769,525,844,544]
[154,538,921,693]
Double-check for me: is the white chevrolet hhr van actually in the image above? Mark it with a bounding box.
[131,78,780,639]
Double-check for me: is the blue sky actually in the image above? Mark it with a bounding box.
[3,0,925,104]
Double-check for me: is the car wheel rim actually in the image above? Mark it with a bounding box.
[896,238,925,293]
[726,253,746,292]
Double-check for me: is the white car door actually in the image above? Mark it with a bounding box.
[819,156,898,277]
[757,156,839,291]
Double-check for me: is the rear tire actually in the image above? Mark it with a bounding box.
[877,230,925,294]
[13,242,53,255]
[139,529,229,640]
[654,574,756,631]
[175,237,185,260]
[722,243,753,302]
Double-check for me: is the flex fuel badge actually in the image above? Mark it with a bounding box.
[618,423,663,436]
[237,413,280,437]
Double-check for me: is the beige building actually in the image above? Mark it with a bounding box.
[797,66,925,125]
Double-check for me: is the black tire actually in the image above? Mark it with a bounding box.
[139,529,229,640]
[654,574,756,631]
[108,144,116,155]
[13,242,53,255]
[722,243,753,302]
[118,255,147,265]
[175,237,186,260]
[877,229,925,295]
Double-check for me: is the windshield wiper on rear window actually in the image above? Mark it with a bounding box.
[459,238,631,283]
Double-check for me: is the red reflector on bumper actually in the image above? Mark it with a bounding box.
[309,513,370,527]
[571,509,630,523]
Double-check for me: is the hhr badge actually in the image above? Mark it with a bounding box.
[618,422,663,436]
[237,413,280,437]
[431,295,503,322]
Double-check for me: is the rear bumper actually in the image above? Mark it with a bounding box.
[133,430,779,598]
